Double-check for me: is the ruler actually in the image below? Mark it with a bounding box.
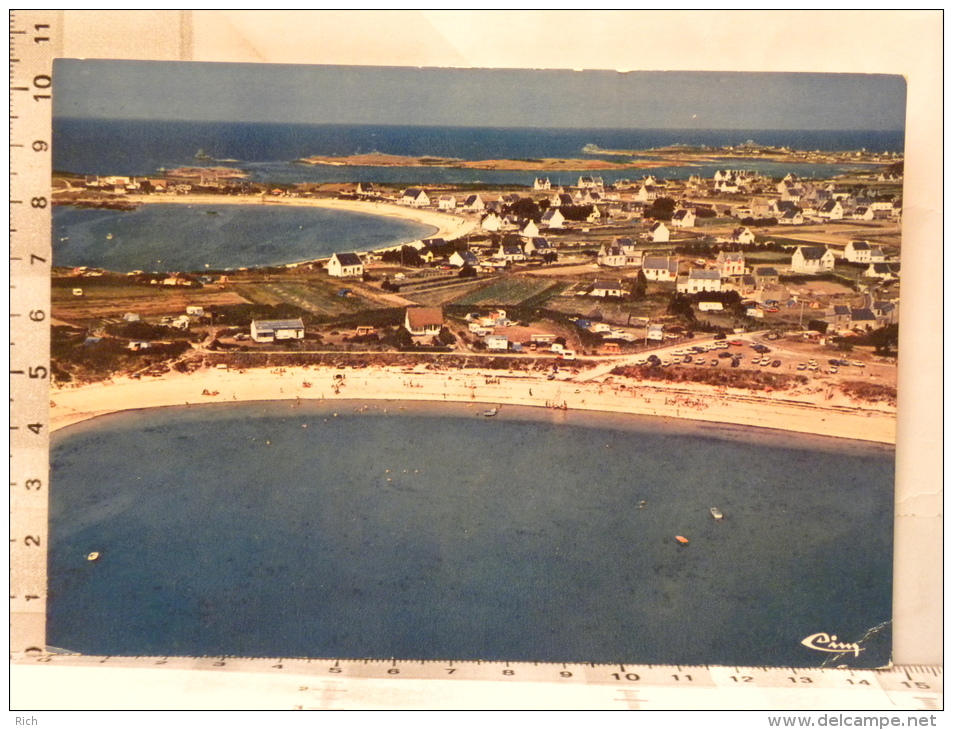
[9,9,55,656]
[7,10,942,712]
[10,655,943,710]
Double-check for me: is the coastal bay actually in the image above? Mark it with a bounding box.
[49,397,893,666]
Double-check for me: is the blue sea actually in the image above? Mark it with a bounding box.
[49,401,894,667]
[52,204,436,272]
[54,118,904,186]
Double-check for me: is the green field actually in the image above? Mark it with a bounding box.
[452,278,565,307]
[232,280,378,317]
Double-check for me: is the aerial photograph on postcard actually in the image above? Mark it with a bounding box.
[48,61,903,668]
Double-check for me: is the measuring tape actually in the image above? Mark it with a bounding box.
[10,655,943,710]
[8,10,942,711]
[9,9,55,657]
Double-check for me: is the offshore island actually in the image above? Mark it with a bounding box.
[50,144,902,444]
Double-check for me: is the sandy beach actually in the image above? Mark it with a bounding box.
[124,194,478,248]
[50,365,896,445]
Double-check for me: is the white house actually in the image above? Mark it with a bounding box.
[671,209,696,228]
[791,246,836,274]
[519,220,540,239]
[327,252,364,277]
[817,200,845,220]
[634,184,659,203]
[648,221,670,243]
[401,188,430,207]
[185,306,205,316]
[642,256,678,282]
[251,318,305,343]
[590,280,626,298]
[449,250,480,268]
[844,240,873,263]
[462,194,485,211]
[437,195,457,210]
[523,237,552,257]
[676,269,723,294]
[852,206,874,221]
[597,241,641,268]
[577,175,603,190]
[540,208,565,229]
[728,226,756,245]
[533,177,552,190]
[404,307,444,337]
[778,209,804,226]
[497,244,526,263]
[481,213,504,232]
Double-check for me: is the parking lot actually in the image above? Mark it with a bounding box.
[631,336,893,383]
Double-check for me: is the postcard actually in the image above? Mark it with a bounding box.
[39,59,908,673]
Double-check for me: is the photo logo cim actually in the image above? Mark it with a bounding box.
[801,633,864,657]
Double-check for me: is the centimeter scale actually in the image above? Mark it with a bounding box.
[8,11,941,712]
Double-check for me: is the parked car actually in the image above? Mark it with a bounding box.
[771,360,781,368]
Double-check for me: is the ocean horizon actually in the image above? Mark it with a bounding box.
[53,118,904,185]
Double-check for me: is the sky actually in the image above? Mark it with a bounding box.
[53,60,907,130]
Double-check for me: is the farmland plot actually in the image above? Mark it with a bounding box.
[453,278,565,307]
[233,281,377,317]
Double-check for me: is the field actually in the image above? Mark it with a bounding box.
[452,278,567,307]
[231,279,380,317]
[51,279,249,324]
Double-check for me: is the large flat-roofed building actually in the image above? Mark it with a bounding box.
[250,318,305,343]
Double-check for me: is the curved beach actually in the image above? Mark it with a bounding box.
[124,194,477,247]
[50,365,896,445]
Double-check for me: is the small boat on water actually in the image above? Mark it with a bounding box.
[710,507,724,520]
[675,536,690,545]
[483,408,498,417]
[87,552,100,561]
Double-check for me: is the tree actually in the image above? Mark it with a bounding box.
[505,197,541,221]
[395,326,413,349]
[668,293,696,322]
[632,268,648,299]
[458,265,477,278]
[645,196,677,220]
[438,326,456,346]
